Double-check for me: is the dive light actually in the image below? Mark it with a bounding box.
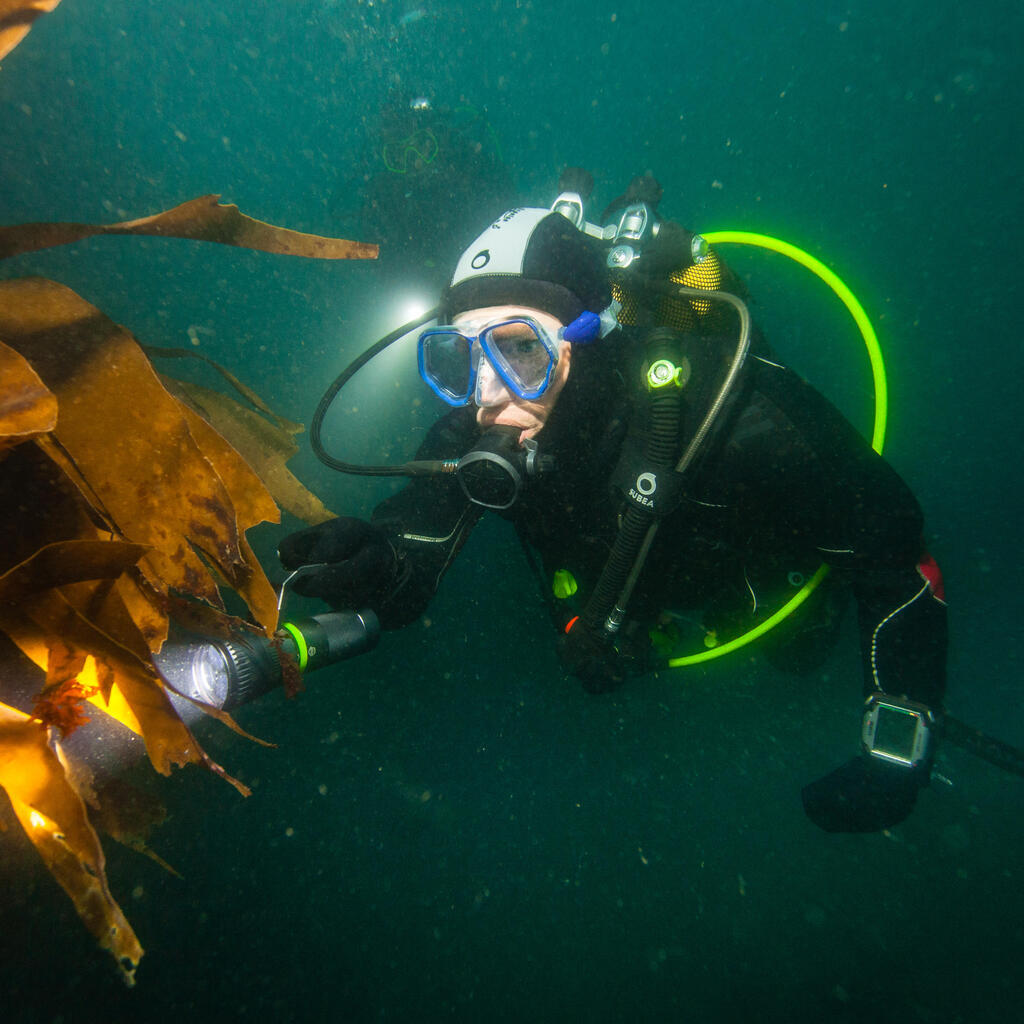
[155,610,380,712]
[43,610,380,786]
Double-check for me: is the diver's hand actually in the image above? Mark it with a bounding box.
[558,623,626,694]
[277,517,397,609]
[801,756,925,833]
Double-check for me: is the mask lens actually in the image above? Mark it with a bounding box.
[482,320,555,396]
[419,330,473,404]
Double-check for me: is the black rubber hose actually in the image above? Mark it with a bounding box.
[579,506,652,635]
[942,714,1024,778]
[579,329,684,635]
[311,307,440,476]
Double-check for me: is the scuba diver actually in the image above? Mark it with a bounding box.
[335,93,516,277]
[283,170,950,834]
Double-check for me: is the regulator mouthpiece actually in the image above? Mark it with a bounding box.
[455,425,553,510]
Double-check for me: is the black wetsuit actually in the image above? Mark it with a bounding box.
[370,326,948,707]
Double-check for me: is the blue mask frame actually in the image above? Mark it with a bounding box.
[418,310,604,407]
[418,317,560,407]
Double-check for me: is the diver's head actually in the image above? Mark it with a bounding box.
[418,209,614,440]
[451,304,572,442]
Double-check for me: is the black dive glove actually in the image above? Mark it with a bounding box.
[802,756,926,833]
[277,517,397,610]
[557,624,627,694]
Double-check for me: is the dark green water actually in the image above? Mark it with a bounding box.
[2,1,1021,1021]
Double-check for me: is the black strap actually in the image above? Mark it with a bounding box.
[942,714,1024,778]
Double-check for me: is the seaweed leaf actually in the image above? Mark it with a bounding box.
[0,701,144,986]
[0,340,57,452]
[0,194,379,261]
[0,0,62,62]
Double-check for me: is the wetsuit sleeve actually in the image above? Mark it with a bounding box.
[369,410,481,628]
[849,554,947,707]
[716,359,948,708]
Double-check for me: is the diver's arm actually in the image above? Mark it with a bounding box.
[801,545,946,837]
[369,410,482,627]
[800,439,948,707]
[279,410,481,628]
[724,359,948,706]
[794,420,948,709]
[792,450,948,834]
[849,555,948,705]
[371,498,481,628]
[711,362,948,831]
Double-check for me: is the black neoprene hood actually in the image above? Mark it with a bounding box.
[442,209,611,324]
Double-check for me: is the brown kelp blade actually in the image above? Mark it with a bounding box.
[142,345,304,434]
[0,540,147,606]
[0,0,62,61]
[0,195,379,261]
[142,343,334,524]
[0,277,280,625]
[161,375,335,526]
[0,340,57,452]
[0,701,144,986]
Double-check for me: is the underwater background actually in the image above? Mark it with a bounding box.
[1,0,1021,1021]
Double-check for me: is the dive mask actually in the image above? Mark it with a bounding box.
[418,309,611,408]
[418,315,562,408]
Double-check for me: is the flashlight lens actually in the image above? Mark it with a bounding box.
[189,645,231,707]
